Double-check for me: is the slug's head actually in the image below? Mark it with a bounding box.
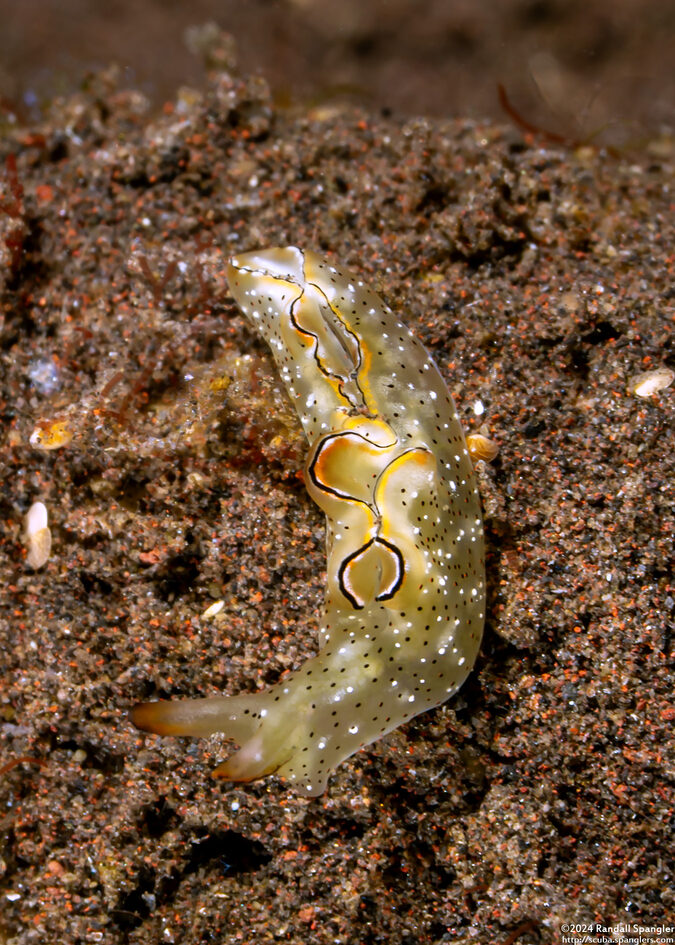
[227,246,306,303]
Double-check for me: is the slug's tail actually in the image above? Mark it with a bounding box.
[130,692,302,785]
[131,693,262,739]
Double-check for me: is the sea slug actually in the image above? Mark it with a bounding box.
[132,247,485,795]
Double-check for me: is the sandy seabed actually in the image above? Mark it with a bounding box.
[0,47,673,945]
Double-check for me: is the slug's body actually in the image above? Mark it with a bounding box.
[132,247,485,795]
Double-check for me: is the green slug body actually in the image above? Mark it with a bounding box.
[132,247,485,795]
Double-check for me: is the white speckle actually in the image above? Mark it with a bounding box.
[28,358,61,395]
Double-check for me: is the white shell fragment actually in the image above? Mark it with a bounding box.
[630,366,674,398]
[29,419,73,450]
[201,600,225,620]
[133,247,485,795]
[24,501,52,569]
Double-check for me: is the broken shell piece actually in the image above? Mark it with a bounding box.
[30,419,73,450]
[25,501,52,569]
[201,600,225,620]
[630,366,674,398]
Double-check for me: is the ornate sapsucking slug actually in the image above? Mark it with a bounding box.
[132,247,485,796]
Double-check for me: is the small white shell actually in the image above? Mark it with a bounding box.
[467,433,500,463]
[630,366,674,398]
[25,501,52,569]
[201,600,225,620]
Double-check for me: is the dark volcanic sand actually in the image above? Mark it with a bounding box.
[0,44,673,945]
